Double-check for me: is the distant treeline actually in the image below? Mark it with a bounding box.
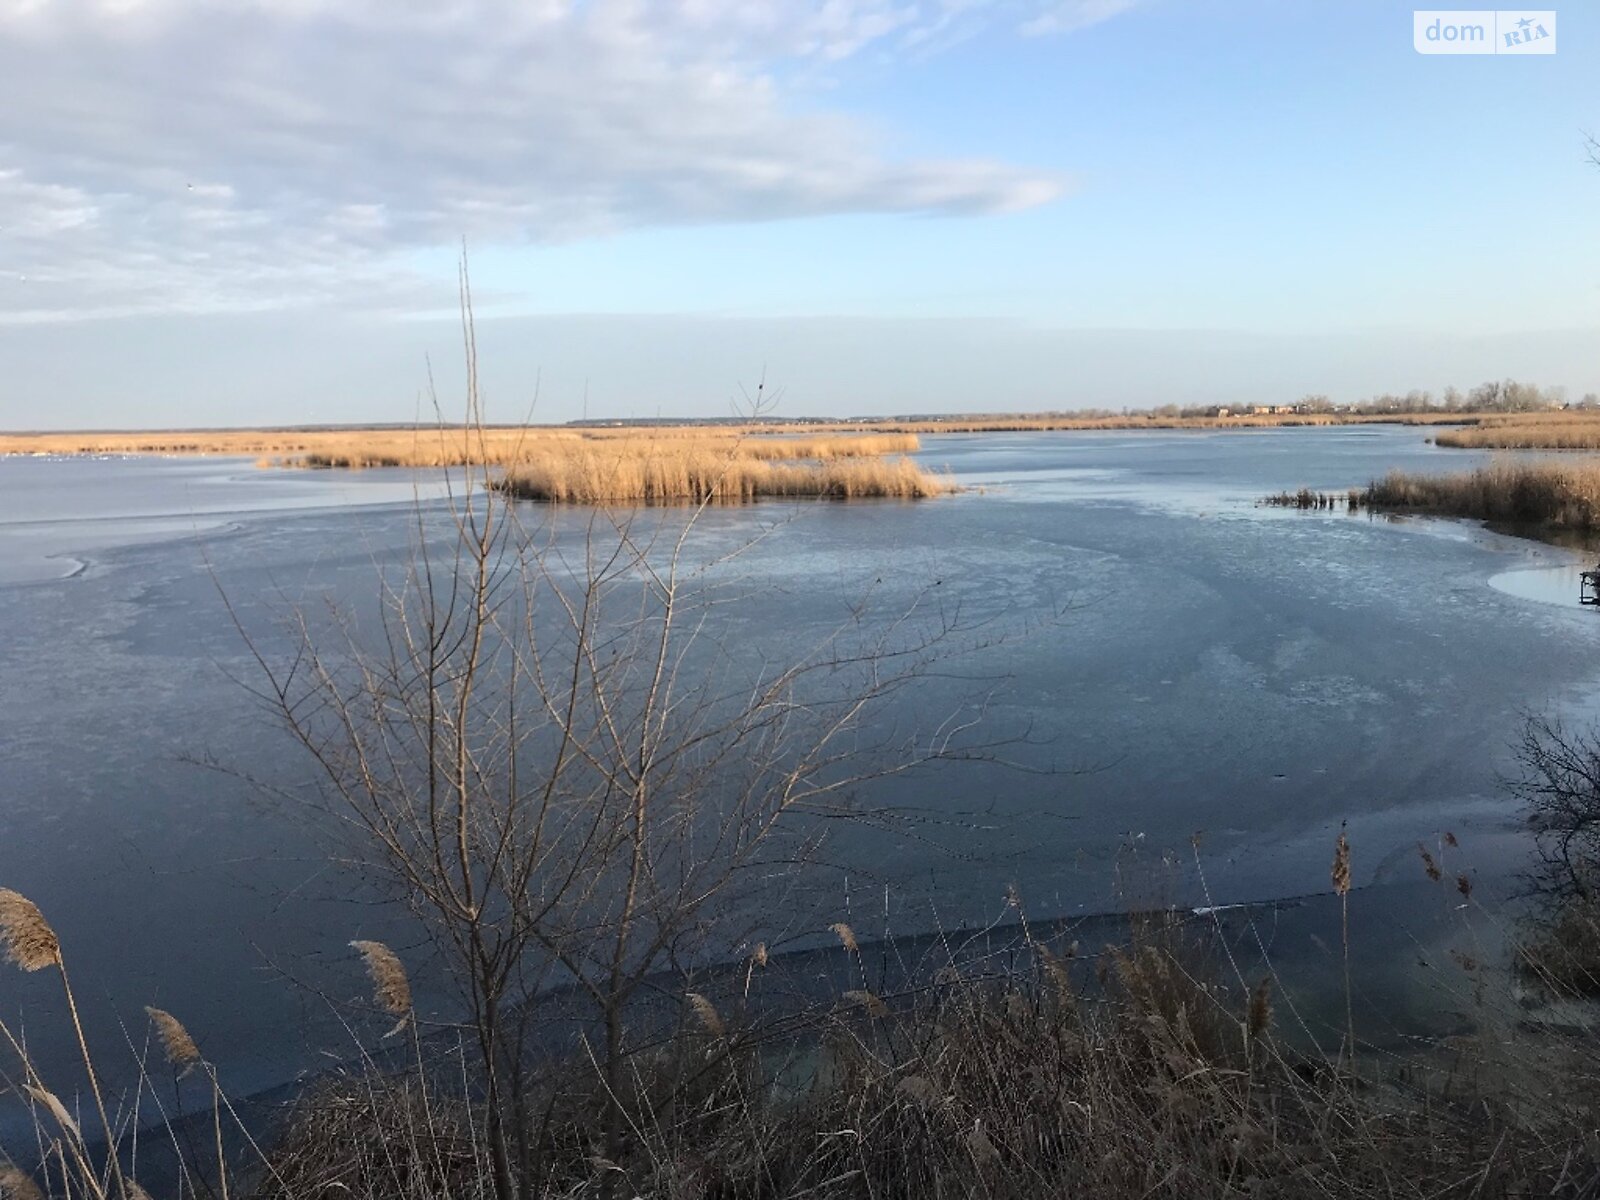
[565,378,1586,428]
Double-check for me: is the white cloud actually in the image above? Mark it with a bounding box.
[1020,0,1142,36]
[0,0,1138,322]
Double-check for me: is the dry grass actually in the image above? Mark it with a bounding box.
[1360,460,1600,530]
[1437,414,1600,450]
[253,1075,487,1200]
[1519,899,1600,998]
[5,865,1600,1200]
[245,918,1600,1200]
[831,411,1476,433]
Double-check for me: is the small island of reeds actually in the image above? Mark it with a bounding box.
[494,436,951,504]
[1361,461,1600,531]
[1268,461,1600,534]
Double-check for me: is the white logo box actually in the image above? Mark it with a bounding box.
[1414,10,1556,54]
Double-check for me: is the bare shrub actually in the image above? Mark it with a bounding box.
[236,293,994,1200]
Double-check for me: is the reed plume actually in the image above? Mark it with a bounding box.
[685,992,725,1037]
[1331,828,1351,897]
[0,889,60,971]
[0,1163,43,1200]
[0,889,127,1194]
[830,922,859,953]
[146,1006,202,1076]
[351,940,412,1035]
[1332,824,1355,1063]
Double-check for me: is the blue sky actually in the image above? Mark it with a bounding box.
[0,0,1594,426]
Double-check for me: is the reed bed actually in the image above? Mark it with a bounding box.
[498,447,950,504]
[834,411,1477,434]
[0,427,924,469]
[1360,460,1600,530]
[297,430,929,471]
[1436,414,1600,450]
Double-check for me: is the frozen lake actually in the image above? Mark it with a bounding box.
[2,427,1596,1135]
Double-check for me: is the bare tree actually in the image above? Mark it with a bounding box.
[1511,715,1600,907]
[235,289,999,1199]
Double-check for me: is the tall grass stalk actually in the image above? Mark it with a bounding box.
[0,889,126,1199]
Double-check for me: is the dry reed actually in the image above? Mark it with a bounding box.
[497,448,949,504]
[146,1005,202,1075]
[0,1164,43,1200]
[0,888,60,972]
[1436,413,1600,450]
[685,992,725,1037]
[351,939,412,1021]
[26,1086,80,1143]
[0,427,918,468]
[1360,460,1600,530]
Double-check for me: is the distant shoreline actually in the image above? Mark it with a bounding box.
[0,411,1483,454]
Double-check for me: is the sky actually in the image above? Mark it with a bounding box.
[0,0,1595,428]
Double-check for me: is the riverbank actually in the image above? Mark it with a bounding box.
[10,859,1600,1200]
